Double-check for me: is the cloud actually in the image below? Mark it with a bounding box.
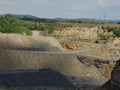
[0,9,15,14]
[98,0,106,7]
[0,10,3,13]
[98,0,120,7]
[112,0,120,6]
[0,0,10,4]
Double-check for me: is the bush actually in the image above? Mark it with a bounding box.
[0,14,32,35]
[118,22,120,24]
[107,27,120,37]
[113,28,120,37]
[24,22,54,32]
[99,35,108,40]
[95,40,99,43]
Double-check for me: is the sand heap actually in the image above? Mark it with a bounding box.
[0,32,64,51]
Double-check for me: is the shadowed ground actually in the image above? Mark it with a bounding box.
[0,69,75,87]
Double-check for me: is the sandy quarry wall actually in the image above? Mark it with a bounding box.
[0,32,117,82]
[0,49,117,82]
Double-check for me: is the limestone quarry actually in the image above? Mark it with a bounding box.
[0,24,120,90]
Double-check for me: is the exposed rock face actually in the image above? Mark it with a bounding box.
[77,56,116,79]
[111,60,120,87]
[61,42,96,50]
[52,27,100,40]
[97,60,120,90]
[51,26,113,43]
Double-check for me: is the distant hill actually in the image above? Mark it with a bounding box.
[78,18,120,23]
[53,18,65,21]
[0,14,39,19]
[14,16,120,23]
[54,18,120,23]
[13,14,39,19]
[0,14,120,23]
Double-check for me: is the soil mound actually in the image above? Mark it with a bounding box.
[0,32,63,51]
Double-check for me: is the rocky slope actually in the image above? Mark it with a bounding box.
[48,25,114,43]
[45,23,120,46]
[96,60,120,90]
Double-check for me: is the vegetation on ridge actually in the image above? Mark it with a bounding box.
[0,14,32,35]
[106,27,120,37]
[1,14,120,41]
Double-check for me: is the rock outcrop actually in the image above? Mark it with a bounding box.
[77,56,116,79]
[97,60,120,90]
[61,42,96,50]
[50,26,113,43]
[52,27,101,40]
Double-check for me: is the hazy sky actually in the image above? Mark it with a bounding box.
[0,0,120,20]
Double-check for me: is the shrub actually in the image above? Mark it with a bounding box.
[113,28,120,37]
[107,27,120,37]
[0,14,32,35]
[99,35,108,40]
[95,40,99,43]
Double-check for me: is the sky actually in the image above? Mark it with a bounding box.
[0,0,120,20]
